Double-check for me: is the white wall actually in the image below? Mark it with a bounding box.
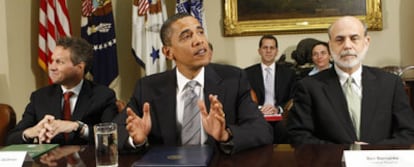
[0,0,10,103]
[0,0,37,121]
[1,0,413,121]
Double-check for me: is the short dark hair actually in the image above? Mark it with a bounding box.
[259,35,278,48]
[56,37,93,74]
[160,13,193,46]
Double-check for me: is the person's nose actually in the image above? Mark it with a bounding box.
[343,38,353,50]
[48,61,56,71]
[192,34,204,47]
[266,48,272,52]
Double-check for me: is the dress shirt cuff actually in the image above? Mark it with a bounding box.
[219,140,234,154]
[278,105,284,114]
[22,132,35,143]
[80,126,89,139]
[218,128,234,154]
[128,136,147,148]
[22,133,28,142]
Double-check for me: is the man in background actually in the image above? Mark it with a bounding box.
[245,35,297,143]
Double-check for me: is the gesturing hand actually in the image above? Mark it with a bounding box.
[199,94,230,142]
[126,102,152,145]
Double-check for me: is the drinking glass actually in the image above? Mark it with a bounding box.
[94,122,118,167]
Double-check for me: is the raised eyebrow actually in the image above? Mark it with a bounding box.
[196,25,204,31]
[179,29,192,38]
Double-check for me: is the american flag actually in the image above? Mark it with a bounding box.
[81,0,120,96]
[138,0,149,16]
[176,0,206,34]
[38,0,72,82]
[132,0,168,76]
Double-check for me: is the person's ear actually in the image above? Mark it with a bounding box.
[365,35,371,46]
[77,62,86,71]
[163,46,174,60]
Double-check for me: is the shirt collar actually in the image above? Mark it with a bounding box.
[309,64,333,76]
[176,67,205,93]
[261,62,276,72]
[335,64,362,88]
[61,79,83,96]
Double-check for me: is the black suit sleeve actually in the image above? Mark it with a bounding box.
[114,79,145,152]
[377,76,414,144]
[6,94,39,144]
[286,79,334,144]
[223,69,274,153]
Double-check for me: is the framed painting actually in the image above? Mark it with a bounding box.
[223,0,382,36]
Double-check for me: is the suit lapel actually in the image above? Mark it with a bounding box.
[251,65,265,103]
[322,69,356,139]
[257,65,265,101]
[51,85,64,119]
[360,67,378,140]
[274,64,280,102]
[204,65,225,112]
[203,65,225,145]
[153,70,179,145]
[72,80,91,121]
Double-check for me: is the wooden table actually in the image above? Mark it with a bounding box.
[28,144,414,167]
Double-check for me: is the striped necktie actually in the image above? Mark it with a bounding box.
[181,80,201,145]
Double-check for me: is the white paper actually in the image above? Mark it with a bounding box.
[344,150,414,167]
[0,151,27,167]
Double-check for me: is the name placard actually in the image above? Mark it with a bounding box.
[0,151,27,167]
[344,150,414,167]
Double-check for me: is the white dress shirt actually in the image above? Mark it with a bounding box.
[61,79,88,138]
[176,67,207,145]
[335,65,363,97]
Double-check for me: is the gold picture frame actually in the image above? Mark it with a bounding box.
[223,0,382,36]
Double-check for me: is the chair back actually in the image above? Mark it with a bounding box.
[0,103,16,146]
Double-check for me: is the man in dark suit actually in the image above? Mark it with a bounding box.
[7,37,118,145]
[287,16,414,144]
[114,13,273,154]
[245,35,296,143]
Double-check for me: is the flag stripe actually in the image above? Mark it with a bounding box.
[138,0,149,15]
[55,0,72,36]
[38,0,72,81]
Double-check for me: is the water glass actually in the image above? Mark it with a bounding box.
[94,122,118,167]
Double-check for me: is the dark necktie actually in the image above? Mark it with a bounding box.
[181,80,201,145]
[63,91,74,141]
